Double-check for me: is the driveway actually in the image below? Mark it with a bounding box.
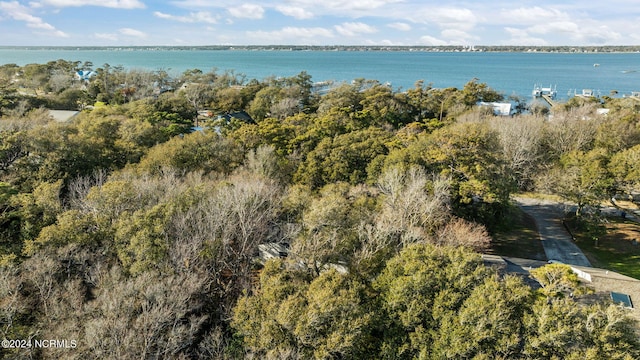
[514,197,592,267]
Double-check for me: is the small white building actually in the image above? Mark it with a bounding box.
[48,110,80,122]
[479,101,512,116]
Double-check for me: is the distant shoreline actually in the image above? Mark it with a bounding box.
[1,45,640,53]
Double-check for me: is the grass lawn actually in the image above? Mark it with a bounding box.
[565,215,640,280]
[489,207,547,261]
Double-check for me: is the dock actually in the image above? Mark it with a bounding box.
[541,94,556,107]
[532,84,557,106]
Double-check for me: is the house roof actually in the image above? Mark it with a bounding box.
[218,110,255,124]
[478,101,512,116]
[483,255,640,319]
[75,70,96,81]
[48,110,79,122]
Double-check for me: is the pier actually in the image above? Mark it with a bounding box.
[532,84,557,107]
[541,94,557,107]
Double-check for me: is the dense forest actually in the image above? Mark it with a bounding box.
[1,59,640,359]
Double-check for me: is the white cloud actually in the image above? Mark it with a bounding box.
[228,4,264,19]
[94,32,118,41]
[421,7,477,31]
[506,37,549,46]
[528,21,579,35]
[92,28,148,44]
[387,22,411,31]
[440,29,476,43]
[334,22,377,37]
[570,24,621,44]
[0,1,68,37]
[418,35,447,46]
[329,0,401,11]
[35,0,145,8]
[500,7,568,25]
[119,27,147,38]
[607,18,640,42]
[504,27,528,39]
[5,0,639,46]
[502,27,548,46]
[154,11,218,24]
[272,0,407,19]
[379,39,403,46]
[247,26,334,42]
[629,32,640,42]
[169,0,216,7]
[497,5,627,45]
[440,29,466,40]
[276,5,313,19]
[291,0,402,12]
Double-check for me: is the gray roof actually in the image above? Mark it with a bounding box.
[483,254,640,319]
[48,110,79,122]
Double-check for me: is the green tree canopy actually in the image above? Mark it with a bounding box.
[134,131,244,176]
[373,244,492,359]
[233,261,378,359]
[294,127,393,188]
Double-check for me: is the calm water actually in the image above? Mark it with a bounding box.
[2,48,640,100]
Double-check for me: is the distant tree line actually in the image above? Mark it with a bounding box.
[1,61,640,358]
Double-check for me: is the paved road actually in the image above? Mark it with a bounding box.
[514,197,592,267]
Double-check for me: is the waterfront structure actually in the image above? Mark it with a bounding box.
[532,84,557,99]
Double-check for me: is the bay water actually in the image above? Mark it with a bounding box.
[2,48,640,100]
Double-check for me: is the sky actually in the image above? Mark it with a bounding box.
[1,0,640,46]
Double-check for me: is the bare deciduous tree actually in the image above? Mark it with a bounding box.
[0,264,25,339]
[182,83,211,119]
[435,217,491,251]
[244,145,284,182]
[375,166,451,246]
[489,115,545,190]
[352,167,452,272]
[67,169,110,211]
[271,97,301,120]
[84,268,208,359]
[543,106,600,158]
[166,173,282,317]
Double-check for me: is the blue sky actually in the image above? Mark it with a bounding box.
[1,0,639,46]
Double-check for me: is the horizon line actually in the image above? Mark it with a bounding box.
[2,45,640,49]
